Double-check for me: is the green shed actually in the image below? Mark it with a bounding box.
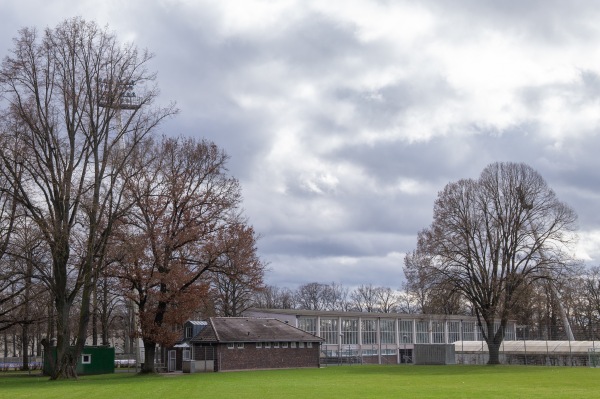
[43,346,115,376]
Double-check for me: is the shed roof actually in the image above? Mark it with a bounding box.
[190,317,324,343]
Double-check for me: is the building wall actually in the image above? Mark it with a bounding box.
[215,342,320,371]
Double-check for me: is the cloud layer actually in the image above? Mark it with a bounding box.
[2,0,600,288]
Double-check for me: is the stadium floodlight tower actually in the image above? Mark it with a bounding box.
[517,187,575,341]
[98,78,141,110]
[98,77,142,366]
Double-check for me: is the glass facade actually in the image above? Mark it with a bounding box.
[361,319,377,345]
[416,320,430,343]
[462,321,476,341]
[320,318,339,344]
[380,319,396,344]
[432,321,445,343]
[399,320,413,344]
[341,319,358,345]
[448,321,461,343]
[297,314,515,354]
[298,317,317,335]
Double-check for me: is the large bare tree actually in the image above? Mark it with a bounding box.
[415,162,577,364]
[0,18,174,378]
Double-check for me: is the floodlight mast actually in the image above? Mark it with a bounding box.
[98,78,142,110]
[98,77,142,367]
[517,187,575,341]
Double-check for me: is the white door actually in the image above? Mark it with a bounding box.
[168,350,176,372]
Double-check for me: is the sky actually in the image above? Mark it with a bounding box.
[2,0,600,290]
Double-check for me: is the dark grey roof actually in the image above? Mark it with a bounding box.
[179,320,209,343]
[190,317,323,343]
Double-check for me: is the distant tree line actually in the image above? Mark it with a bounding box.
[253,262,600,342]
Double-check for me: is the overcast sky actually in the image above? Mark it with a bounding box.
[2,0,600,290]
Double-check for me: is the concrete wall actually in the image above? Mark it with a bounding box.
[414,344,456,365]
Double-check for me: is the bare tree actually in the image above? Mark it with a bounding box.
[396,284,421,314]
[350,284,379,312]
[6,219,50,370]
[403,250,467,315]
[376,287,399,313]
[295,282,330,311]
[323,282,351,311]
[0,146,19,332]
[566,266,599,340]
[210,224,266,317]
[0,18,174,378]
[253,285,296,309]
[415,162,577,364]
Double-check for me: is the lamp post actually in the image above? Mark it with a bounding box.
[339,333,344,365]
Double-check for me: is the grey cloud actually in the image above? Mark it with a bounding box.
[3,1,600,290]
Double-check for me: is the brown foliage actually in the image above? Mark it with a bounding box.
[110,136,262,372]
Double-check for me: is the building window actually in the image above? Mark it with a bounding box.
[320,318,339,344]
[81,354,91,364]
[462,321,475,341]
[227,343,235,349]
[400,320,413,344]
[282,342,289,348]
[265,342,271,348]
[237,343,244,349]
[380,319,396,344]
[183,349,191,360]
[361,319,377,345]
[307,342,312,348]
[505,322,516,340]
[256,342,262,348]
[432,321,445,343]
[416,321,430,343]
[290,342,296,348]
[298,342,304,348]
[298,317,317,335]
[341,319,358,345]
[274,342,279,348]
[185,326,193,339]
[362,349,378,356]
[448,321,461,343]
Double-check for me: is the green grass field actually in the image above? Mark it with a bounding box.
[1,365,599,399]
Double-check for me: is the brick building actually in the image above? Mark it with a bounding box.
[173,317,323,372]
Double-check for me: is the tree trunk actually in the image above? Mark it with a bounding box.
[92,285,98,346]
[487,340,501,365]
[101,275,110,346]
[21,324,29,371]
[3,330,7,358]
[51,293,78,380]
[141,340,157,373]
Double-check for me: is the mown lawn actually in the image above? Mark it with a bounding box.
[1,365,599,399]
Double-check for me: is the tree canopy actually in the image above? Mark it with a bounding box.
[412,162,577,364]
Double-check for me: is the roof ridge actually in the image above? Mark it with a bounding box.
[209,317,220,342]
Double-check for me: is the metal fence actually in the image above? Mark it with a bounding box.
[0,356,43,371]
